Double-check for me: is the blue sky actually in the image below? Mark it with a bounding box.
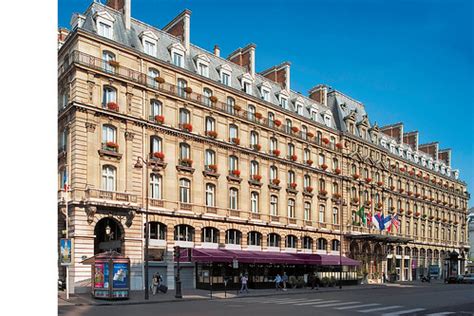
[59,0,473,206]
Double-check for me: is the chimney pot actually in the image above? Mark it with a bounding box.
[214,45,220,57]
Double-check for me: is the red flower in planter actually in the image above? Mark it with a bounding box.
[407,210,413,215]
[408,170,415,176]
[231,138,240,145]
[106,141,119,149]
[274,119,282,127]
[153,152,165,160]
[252,174,262,182]
[415,212,421,217]
[154,76,165,84]
[377,181,384,187]
[390,185,395,191]
[155,115,165,124]
[365,178,372,184]
[208,164,218,171]
[272,149,281,156]
[182,123,193,132]
[391,164,396,169]
[423,195,428,200]
[352,174,360,180]
[408,191,413,196]
[306,159,313,166]
[399,209,404,214]
[333,193,341,199]
[365,200,372,206]
[253,144,262,151]
[335,168,341,175]
[305,186,314,193]
[321,164,328,170]
[431,179,436,183]
[107,102,119,111]
[291,126,299,133]
[206,130,218,138]
[429,215,435,220]
[234,105,242,112]
[181,158,193,166]
[272,178,281,185]
[377,202,383,208]
[319,189,327,196]
[399,167,406,172]
[290,182,297,189]
[352,197,360,203]
[417,172,423,177]
[290,154,298,161]
[423,175,429,181]
[335,143,343,150]
[232,170,241,177]
[322,137,330,145]
[415,193,421,198]
[307,132,314,138]
[184,87,193,94]
[255,112,263,120]
[209,96,218,103]
[399,188,404,193]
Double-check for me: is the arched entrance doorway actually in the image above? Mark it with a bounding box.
[94,217,124,254]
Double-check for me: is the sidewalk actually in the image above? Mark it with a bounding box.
[58,284,388,307]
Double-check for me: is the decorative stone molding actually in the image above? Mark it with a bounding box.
[85,122,96,132]
[124,131,134,141]
[125,210,135,227]
[85,205,97,224]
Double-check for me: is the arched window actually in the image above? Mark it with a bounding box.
[270,166,278,181]
[333,182,339,194]
[150,136,162,155]
[174,224,194,241]
[319,205,325,223]
[250,131,259,147]
[102,124,117,145]
[101,165,116,191]
[303,236,313,250]
[287,143,295,157]
[225,229,241,245]
[248,231,262,246]
[316,131,322,145]
[332,158,339,170]
[304,202,311,220]
[270,137,278,151]
[303,148,311,162]
[268,112,275,127]
[304,175,311,188]
[177,79,187,98]
[150,173,162,199]
[205,149,215,167]
[286,235,297,248]
[301,125,308,140]
[332,207,339,224]
[351,164,357,175]
[267,233,280,247]
[150,99,162,117]
[102,86,117,108]
[179,178,191,203]
[205,183,215,207]
[229,155,238,172]
[287,170,295,185]
[251,191,259,213]
[287,199,295,218]
[285,119,292,133]
[229,124,238,140]
[226,97,235,114]
[270,195,278,216]
[102,51,116,73]
[205,117,215,134]
[250,160,259,176]
[318,153,325,166]
[179,143,190,160]
[248,104,256,121]
[148,68,160,87]
[317,238,327,251]
[319,179,326,191]
[202,227,219,243]
[203,88,212,106]
[331,239,340,251]
[149,222,166,240]
[179,108,190,124]
[229,187,238,210]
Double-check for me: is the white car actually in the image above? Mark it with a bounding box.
[462,274,474,284]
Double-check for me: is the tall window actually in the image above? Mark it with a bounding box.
[229,188,238,210]
[149,222,166,240]
[248,104,256,121]
[173,52,183,67]
[102,51,115,73]
[304,175,311,188]
[287,199,295,218]
[303,236,313,250]
[251,192,259,213]
[250,131,259,147]
[270,137,278,151]
[205,149,215,167]
[203,88,212,106]
[285,119,292,133]
[304,148,310,162]
[248,231,261,246]
[150,100,162,117]
[280,97,288,109]
[98,22,112,39]
[287,143,295,156]
[202,227,219,243]
[150,136,162,154]
[286,235,297,248]
[270,195,278,216]
[150,173,162,199]
[144,40,157,56]
[268,112,275,127]
[226,229,241,245]
[287,170,295,185]
[179,108,190,124]
[102,125,116,144]
[102,86,117,107]
[318,153,325,166]
[174,225,194,241]
[317,238,327,251]
[221,72,230,86]
[304,202,311,220]
[333,207,339,224]
[333,158,339,170]
[270,166,278,181]
[331,240,340,251]
[148,68,160,88]
[101,165,116,191]
[261,89,270,101]
[205,117,215,133]
[205,183,215,207]
[268,233,280,247]
[179,143,190,160]
[226,97,235,114]
[229,124,238,140]
[179,178,191,203]
[319,205,325,223]
[301,125,308,139]
[177,79,187,98]
[198,62,209,77]
[229,155,238,172]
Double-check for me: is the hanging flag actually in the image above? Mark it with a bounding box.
[366,211,372,226]
[372,212,383,230]
[388,214,400,232]
[63,170,69,192]
[355,206,366,225]
[383,214,392,231]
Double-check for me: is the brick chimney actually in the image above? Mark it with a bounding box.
[227,44,256,77]
[380,123,404,144]
[402,131,418,151]
[163,9,192,53]
[213,45,220,57]
[438,149,451,167]
[259,62,290,91]
[419,142,439,160]
[105,0,131,30]
[308,84,328,106]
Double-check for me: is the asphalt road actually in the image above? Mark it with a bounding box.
[59,283,474,316]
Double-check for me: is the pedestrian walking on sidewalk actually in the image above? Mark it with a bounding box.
[239,274,249,294]
[382,272,387,283]
[274,274,282,290]
[282,272,288,291]
[152,273,159,295]
[309,273,316,290]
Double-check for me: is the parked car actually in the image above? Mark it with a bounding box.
[445,275,464,284]
[462,274,474,284]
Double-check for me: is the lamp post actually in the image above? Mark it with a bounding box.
[134,156,160,300]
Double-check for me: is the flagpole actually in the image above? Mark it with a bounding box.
[65,167,69,300]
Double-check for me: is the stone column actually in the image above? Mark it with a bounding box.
[166,245,175,290]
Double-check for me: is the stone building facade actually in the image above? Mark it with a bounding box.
[58,0,470,292]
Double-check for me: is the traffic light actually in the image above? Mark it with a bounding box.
[174,245,180,261]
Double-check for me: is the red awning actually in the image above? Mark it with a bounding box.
[190,248,359,266]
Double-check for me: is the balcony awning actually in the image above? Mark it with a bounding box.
[345,233,413,244]
[189,248,359,266]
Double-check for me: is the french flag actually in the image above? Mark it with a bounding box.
[372,213,392,231]
[63,171,69,192]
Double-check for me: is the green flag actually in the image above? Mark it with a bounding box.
[356,206,366,224]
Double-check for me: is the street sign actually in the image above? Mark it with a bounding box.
[60,238,72,266]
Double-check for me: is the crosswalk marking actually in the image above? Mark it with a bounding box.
[358,305,403,313]
[257,298,309,304]
[274,298,311,304]
[335,303,380,310]
[312,301,360,308]
[425,313,456,316]
[294,299,324,305]
[382,308,426,315]
[309,300,340,305]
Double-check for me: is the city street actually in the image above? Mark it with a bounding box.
[59,283,474,316]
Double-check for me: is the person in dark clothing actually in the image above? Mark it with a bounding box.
[314,274,320,290]
[309,273,316,290]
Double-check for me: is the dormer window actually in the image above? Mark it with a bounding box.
[218,64,232,86]
[168,42,186,68]
[139,30,158,57]
[144,40,156,56]
[198,63,209,77]
[173,52,183,67]
[310,109,317,121]
[194,54,210,78]
[94,11,115,40]
[280,97,288,109]
[323,113,332,127]
[239,73,253,95]
[295,103,303,115]
[261,88,270,101]
[243,81,252,94]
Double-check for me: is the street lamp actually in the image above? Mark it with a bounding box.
[134,156,160,300]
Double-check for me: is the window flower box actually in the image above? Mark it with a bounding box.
[255,112,263,120]
[407,191,413,196]
[206,130,218,138]
[352,174,360,180]
[184,87,193,94]
[399,167,406,172]
[108,60,120,67]
[182,123,193,132]
[423,195,428,200]
[431,179,436,183]
[399,209,404,214]
[390,206,395,211]
[422,214,428,219]
[272,178,281,186]
[272,149,281,156]
[307,132,314,138]
[335,168,341,175]
[437,199,442,204]
[322,137,330,145]
[415,193,421,198]
[376,202,383,209]
[408,170,415,176]
[234,105,242,112]
[154,115,165,124]
[306,159,313,166]
[436,217,441,221]
[231,170,241,177]
[365,178,372,184]
[290,182,297,189]
[365,200,372,206]
[209,96,218,103]
[390,185,395,191]
[399,188,404,194]
[352,197,359,203]
[377,181,383,187]
[231,137,240,145]
[253,144,262,151]
[333,193,341,199]
[290,154,298,161]
[415,212,421,217]
[105,141,119,151]
[154,76,165,84]
[319,189,328,196]
[107,102,119,111]
[252,174,262,182]
[391,164,396,169]
[454,221,459,225]
[321,163,328,170]
[291,126,299,133]
[153,152,165,160]
[423,175,429,181]
[208,164,218,172]
[305,186,314,193]
[180,158,193,167]
[407,210,413,215]
[417,172,422,177]
[274,119,282,127]
[429,197,435,201]
[335,143,343,149]
[429,215,434,220]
